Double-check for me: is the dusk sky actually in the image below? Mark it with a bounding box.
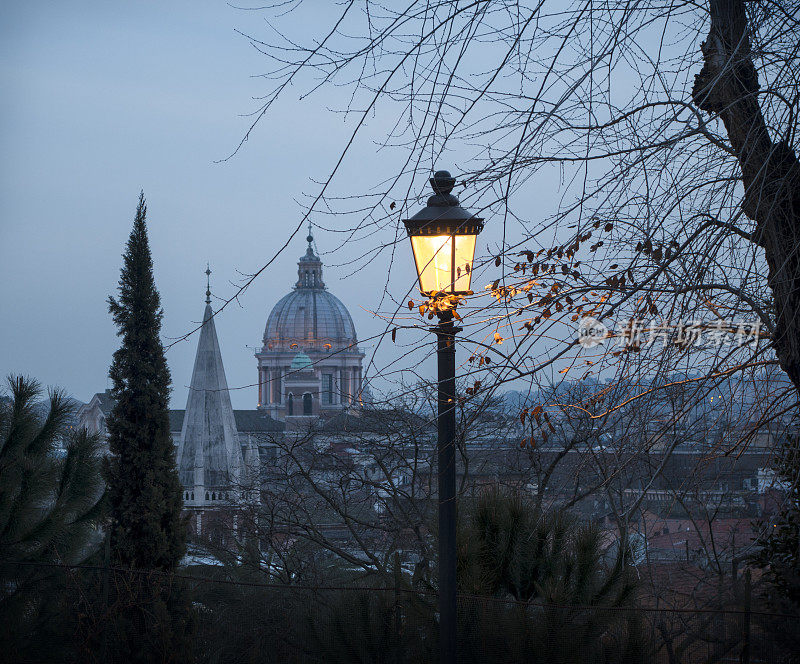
[0,2,508,408]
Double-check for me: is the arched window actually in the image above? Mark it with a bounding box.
[205,492,209,501]
[288,393,294,416]
[191,492,194,500]
[303,392,313,415]
[212,492,216,500]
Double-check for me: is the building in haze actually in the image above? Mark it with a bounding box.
[78,232,366,539]
[255,230,365,422]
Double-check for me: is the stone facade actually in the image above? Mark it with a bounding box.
[255,233,365,422]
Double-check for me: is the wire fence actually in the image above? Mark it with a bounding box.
[1,561,797,664]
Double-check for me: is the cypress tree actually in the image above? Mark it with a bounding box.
[105,192,186,570]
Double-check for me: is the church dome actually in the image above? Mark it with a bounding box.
[263,234,357,348]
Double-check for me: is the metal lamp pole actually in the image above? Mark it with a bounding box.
[402,170,484,664]
[435,310,459,664]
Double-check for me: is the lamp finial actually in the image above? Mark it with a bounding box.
[428,170,459,206]
[430,170,455,195]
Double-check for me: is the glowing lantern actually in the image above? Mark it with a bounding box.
[402,170,484,296]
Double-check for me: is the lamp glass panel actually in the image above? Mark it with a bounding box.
[453,234,477,292]
[411,234,452,293]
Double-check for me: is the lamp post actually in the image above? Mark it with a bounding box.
[403,170,484,664]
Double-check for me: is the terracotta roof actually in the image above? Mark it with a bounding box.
[636,512,757,560]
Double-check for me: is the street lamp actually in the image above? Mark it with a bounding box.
[404,171,484,297]
[403,170,484,664]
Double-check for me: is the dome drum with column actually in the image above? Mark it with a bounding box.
[256,231,364,421]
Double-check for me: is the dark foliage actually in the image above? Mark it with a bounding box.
[104,191,186,571]
[73,569,197,664]
[752,435,800,662]
[292,490,648,663]
[304,587,435,664]
[456,487,646,663]
[0,375,105,661]
[100,193,193,663]
[458,487,637,605]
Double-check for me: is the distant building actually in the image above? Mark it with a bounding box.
[256,230,365,422]
[75,231,791,550]
[78,231,367,539]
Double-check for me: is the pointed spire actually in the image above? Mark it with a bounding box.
[176,273,242,495]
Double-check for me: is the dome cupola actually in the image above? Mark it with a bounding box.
[296,232,325,289]
[263,230,357,350]
[256,227,365,420]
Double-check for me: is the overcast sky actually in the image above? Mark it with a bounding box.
[0,1,451,409]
